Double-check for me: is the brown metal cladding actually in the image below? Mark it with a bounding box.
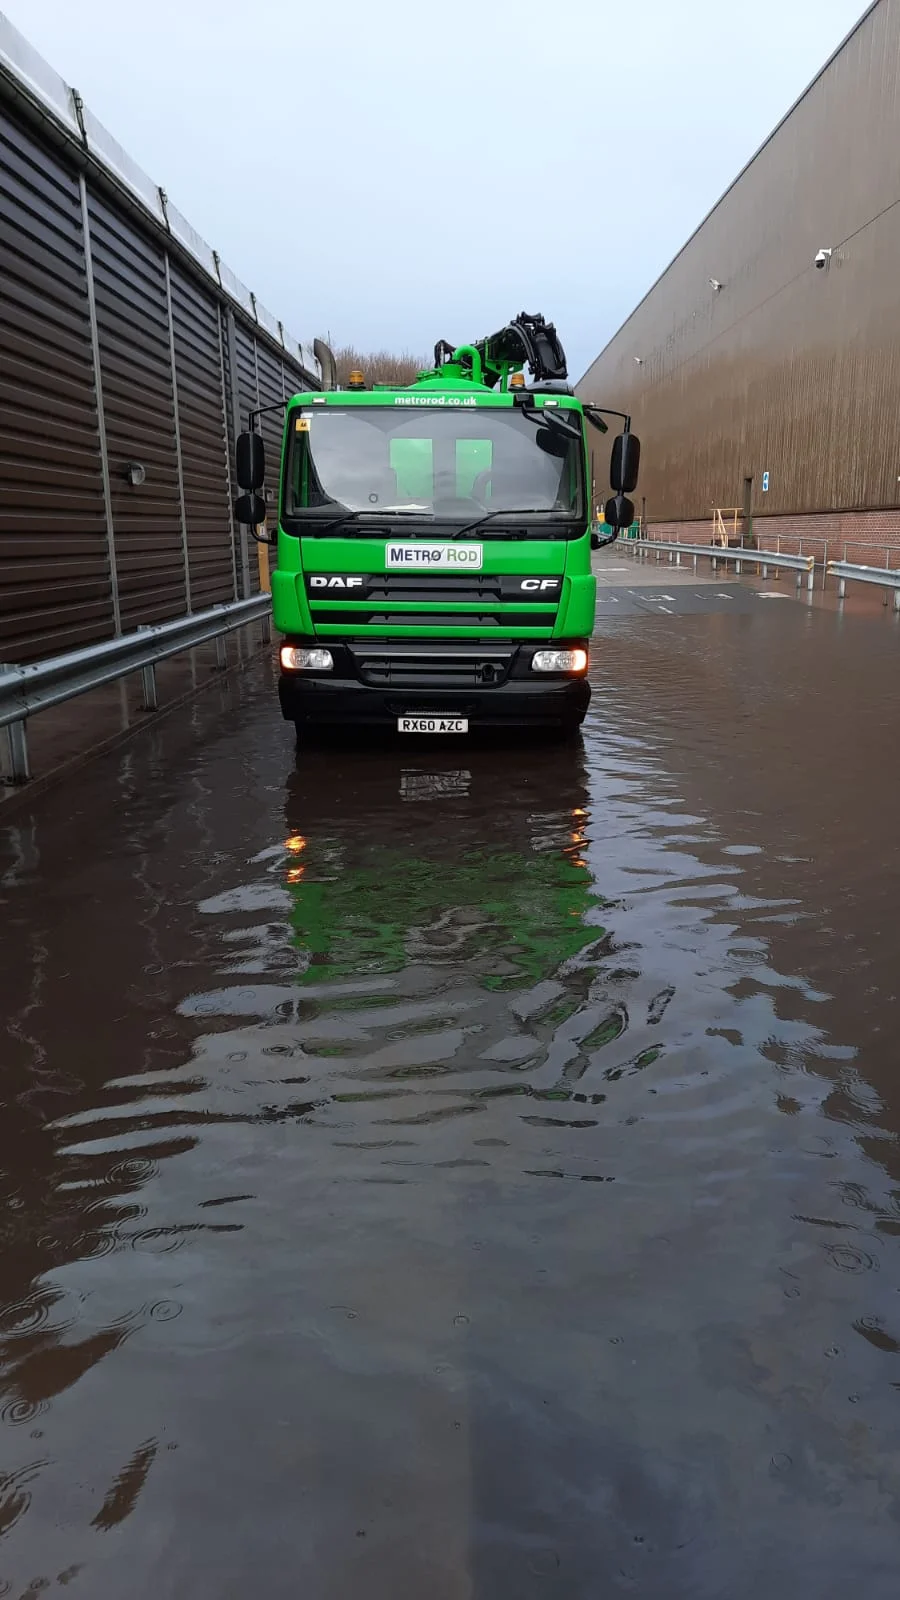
[87,192,187,627]
[256,341,288,550]
[232,323,262,593]
[0,105,113,660]
[169,263,236,608]
[233,322,260,438]
[1,31,318,663]
[578,0,900,526]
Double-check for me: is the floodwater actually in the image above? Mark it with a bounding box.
[2,577,900,1598]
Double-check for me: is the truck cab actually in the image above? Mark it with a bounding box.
[234,314,639,739]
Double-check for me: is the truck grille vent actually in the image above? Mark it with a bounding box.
[321,609,554,629]
[350,644,515,689]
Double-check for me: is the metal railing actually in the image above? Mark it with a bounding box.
[759,533,882,588]
[643,532,900,589]
[765,532,830,588]
[1,594,271,784]
[826,560,900,609]
[622,536,900,610]
[626,537,816,588]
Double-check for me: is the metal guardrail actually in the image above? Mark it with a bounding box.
[0,594,271,784]
[627,537,816,588]
[827,560,900,609]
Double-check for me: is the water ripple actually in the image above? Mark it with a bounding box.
[4,622,900,1588]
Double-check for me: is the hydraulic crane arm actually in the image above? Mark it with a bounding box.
[432,312,569,390]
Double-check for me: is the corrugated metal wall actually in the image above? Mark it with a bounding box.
[88,191,186,630]
[578,0,900,527]
[169,267,236,611]
[0,37,313,662]
[0,103,111,659]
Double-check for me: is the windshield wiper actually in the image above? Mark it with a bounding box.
[449,508,568,539]
[298,505,572,540]
[314,507,431,537]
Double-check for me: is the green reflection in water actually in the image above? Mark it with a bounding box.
[287,844,607,989]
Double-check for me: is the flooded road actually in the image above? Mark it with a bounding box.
[2,581,900,1598]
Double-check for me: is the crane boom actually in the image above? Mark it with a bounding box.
[430,311,569,391]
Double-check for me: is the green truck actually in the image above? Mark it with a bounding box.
[234,313,639,739]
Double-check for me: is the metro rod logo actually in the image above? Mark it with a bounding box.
[392,396,478,407]
[386,544,483,569]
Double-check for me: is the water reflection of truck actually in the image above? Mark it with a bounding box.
[282,746,609,986]
[235,313,640,740]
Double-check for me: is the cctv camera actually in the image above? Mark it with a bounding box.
[814,248,833,270]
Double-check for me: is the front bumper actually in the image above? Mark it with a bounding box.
[277,639,591,729]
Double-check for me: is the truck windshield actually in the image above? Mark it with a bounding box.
[282,405,584,535]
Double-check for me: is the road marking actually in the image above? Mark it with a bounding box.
[657,605,674,613]
[716,593,733,599]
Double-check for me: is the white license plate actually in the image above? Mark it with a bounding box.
[398,716,468,734]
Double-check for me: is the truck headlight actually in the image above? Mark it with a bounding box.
[280,647,334,671]
[531,648,588,674]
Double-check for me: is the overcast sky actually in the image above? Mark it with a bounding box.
[5,0,867,376]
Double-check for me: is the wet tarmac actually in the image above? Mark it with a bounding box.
[2,575,900,1597]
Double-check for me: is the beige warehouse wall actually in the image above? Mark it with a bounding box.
[579,0,900,526]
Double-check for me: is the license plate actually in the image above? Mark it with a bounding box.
[398,716,468,734]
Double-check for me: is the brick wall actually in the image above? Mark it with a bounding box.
[647,509,900,568]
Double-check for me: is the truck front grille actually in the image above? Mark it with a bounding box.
[305,573,561,630]
[321,609,554,629]
[349,643,515,689]
[306,572,561,605]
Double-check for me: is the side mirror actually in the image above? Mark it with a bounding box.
[590,531,602,550]
[535,427,570,458]
[610,432,640,494]
[541,408,582,440]
[583,406,609,434]
[523,403,581,441]
[236,431,266,492]
[604,494,634,530]
[235,491,267,530]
